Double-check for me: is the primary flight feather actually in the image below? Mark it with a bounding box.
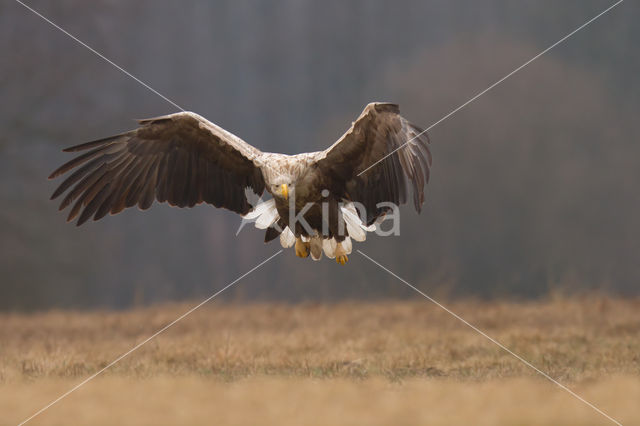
[49,102,432,264]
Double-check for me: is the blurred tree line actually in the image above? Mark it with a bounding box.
[0,0,638,310]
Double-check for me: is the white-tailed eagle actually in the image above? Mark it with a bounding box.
[49,103,431,264]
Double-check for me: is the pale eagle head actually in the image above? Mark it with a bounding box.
[269,182,291,201]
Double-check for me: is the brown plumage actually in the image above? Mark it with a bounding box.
[50,103,431,262]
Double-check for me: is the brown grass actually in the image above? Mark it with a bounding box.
[1,297,639,425]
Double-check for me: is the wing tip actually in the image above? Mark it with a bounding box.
[369,102,400,114]
[137,116,170,125]
[62,134,124,152]
[137,111,197,125]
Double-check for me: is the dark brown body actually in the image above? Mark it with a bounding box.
[271,195,347,242]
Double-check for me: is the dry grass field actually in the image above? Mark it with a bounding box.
[1,297,639,425]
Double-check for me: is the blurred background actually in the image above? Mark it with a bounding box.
[1,0,637,310]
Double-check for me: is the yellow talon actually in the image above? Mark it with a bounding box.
[334,241,348,265]
[295,238,310,258]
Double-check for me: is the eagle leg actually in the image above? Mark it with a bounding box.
[294,237,310,258]
[335,242,348,265]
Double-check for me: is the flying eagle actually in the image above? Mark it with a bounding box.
[49,102,431,264]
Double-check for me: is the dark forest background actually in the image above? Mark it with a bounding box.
[1,0,638,310]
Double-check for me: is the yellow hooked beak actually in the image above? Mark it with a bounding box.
[280,184,288,200]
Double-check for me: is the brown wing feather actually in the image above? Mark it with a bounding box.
[49,112,266,225]
[312,102,431,224]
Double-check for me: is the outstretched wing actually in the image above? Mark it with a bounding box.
[312,102,432,224]
[49,112,266,225]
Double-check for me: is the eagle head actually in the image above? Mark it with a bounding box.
[270,182,291,201]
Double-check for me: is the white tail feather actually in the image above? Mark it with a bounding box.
[341,236,352,254]
[244,199,279,229]
[255,210,279,229]
[310,236,323,261]
[243,198,275,220]
[280,226,295,248]
[322,238,337,258]
[340,202,374,242]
